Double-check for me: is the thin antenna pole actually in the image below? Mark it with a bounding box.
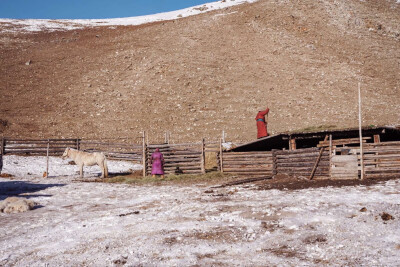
[358,82,364,180]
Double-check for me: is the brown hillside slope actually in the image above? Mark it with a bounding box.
[0,0,399,143]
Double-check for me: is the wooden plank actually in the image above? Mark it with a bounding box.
[277,162,330,167]
[274,148,318,155]
[365,166,400,173]
[223,164,274,169]
[220,138,223,173]
[310,135,329,180]
[224,151,273,155]
[361,154,400,160]
[364,141,400,146]
[217,168,272,173]
[201,138,205,174]
[1,137,4,155]
[276,153,329,160]
[5,138,77,142]
[276,157,329,163]
[147,143,201,148]
[317,138,369,148]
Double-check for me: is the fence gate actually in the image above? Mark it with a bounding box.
[330,155,358,179]
[145,143,205,175]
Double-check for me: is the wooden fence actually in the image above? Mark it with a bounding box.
[80,140,142,162]
[220,142,399,179]
[362,141,400,178]
[2,136,399,179]
[0,138,142,162]
[145,142,205,175]
[335,141,400,179]
[219,151,274,177]
[2,138,78,156]
[274,148,330,179]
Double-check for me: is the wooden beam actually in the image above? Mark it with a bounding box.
[329,134,332,178]
[142,131,147,177]
[373,134,380,143]
[290,138,296,150]
[358,82,364,180]
[1,137,4,155]
[201,138,205,174]
[219,138,224,173]
[310,135,329,180]
[46,140,49,178]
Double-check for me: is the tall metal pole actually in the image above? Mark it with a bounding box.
[358,82,364,180]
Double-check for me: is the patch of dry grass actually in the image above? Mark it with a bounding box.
[106,171,234,186]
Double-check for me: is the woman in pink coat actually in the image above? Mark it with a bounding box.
[150,148,165,178]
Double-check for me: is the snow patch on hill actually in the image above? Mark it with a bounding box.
[0,0,258,33]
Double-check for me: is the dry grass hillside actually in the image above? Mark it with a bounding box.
[1,0,399,143]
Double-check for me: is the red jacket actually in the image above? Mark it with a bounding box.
[256,108,269,138]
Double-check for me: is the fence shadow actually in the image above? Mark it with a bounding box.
[0,181,66,201]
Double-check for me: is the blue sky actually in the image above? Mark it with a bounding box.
[0,0,214,19]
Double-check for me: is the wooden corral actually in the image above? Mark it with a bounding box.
[227,126,400,179]
[1,126,399,180]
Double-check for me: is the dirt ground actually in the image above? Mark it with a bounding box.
[255,174,400,191]
[1,0,399,143]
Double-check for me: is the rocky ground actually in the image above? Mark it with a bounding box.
[0,0,399,143]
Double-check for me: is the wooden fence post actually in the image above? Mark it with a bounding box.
[76,138,80,150]
[201,138,205,174]
[46,139,49,178]
[272,149,277,177]
[219,138,224,173]
[358,82,364,180]
[0,137,3,174]
[142,131,147,177]
[329,134,332,178]
[373,134,380,143]
[1,137,5,155]
[290,138,296,150]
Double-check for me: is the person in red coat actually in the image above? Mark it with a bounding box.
[256,108,270,139]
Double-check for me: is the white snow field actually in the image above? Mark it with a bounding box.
[0,0,258,33]
[0,155,399,266]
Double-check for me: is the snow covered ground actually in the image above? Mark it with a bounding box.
[0,0,258,33]
[0,155,399,266]
[2,155,142,180]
